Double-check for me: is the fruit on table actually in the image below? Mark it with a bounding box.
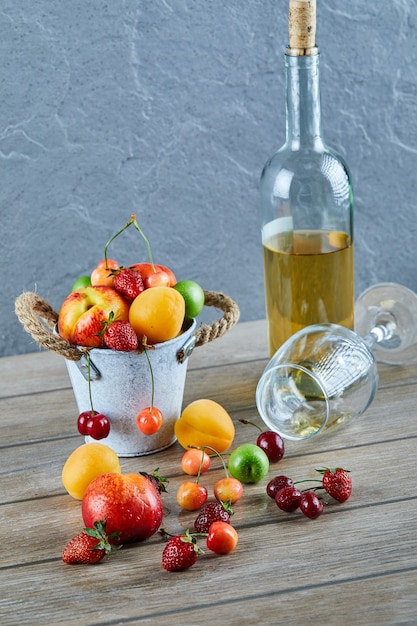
[139,468,169,493]
[256,429,285,463]
[162,531,202,572]
[173,280,205,320]
[206,521,238,555]
[82,472,163,544]
[61,442,121,500]
[128,286,185,344]
[213,476,243,504]
[299,491,324,519]
[62,519,119,565]
[275,486,302,512]
[174,399,235,453]
[227,443,269,484]
[320,467,352,502]
[180,448,211,476]
[293,467,353,504]
[269,466,352,520]
[58,285,129,348]
[194,501,232,533]
[266,475,294,500]
[239,419,285,463]
[176,481,208,511]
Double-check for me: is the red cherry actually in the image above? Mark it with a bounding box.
[299,491,324,519]
[239,419,285,463]
[206,521,238,554]
[256,430,285,463]
[86,412,111,440]
[275,486,302,512]
[77,410,93,436]
[266,475,294,499]
[136,407,163,435]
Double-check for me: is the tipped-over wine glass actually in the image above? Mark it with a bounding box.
[256,282,417,441]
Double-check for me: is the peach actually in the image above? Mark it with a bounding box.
[58,285,129,347]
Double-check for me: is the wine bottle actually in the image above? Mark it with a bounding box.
[260,0,354,356]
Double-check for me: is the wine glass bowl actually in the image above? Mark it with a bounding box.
[256,324,378,441]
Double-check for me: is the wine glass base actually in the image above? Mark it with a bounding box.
[355,282,417,364]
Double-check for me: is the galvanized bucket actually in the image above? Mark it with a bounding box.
[15,290,240,457]
[64,320,196,456]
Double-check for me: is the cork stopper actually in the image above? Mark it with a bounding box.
[288,0,318,56]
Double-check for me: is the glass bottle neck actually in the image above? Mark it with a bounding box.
[285,51,323,149]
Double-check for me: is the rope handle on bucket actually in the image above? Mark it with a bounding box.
[14,290,240,362]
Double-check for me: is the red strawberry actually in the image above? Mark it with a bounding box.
[62,520,119,565]
[194,501,232,533]
[140,468,169,493]
[161,531,202,572]
[320,468,352,502]
[104,319,138,351]
[113,268,144,300]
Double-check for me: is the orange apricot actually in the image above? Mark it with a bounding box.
[174,399,235,453]
[61,442,121,500]
[129,286,185,344]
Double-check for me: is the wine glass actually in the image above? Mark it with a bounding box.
[256,282,417,440]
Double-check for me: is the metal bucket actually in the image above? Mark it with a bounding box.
[64,319,197,457]
[15,290,240,458]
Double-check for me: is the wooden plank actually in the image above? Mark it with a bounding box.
[2,433,417,566]
[1,499,416,625]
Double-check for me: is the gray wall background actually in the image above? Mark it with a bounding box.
[2,1,417,357]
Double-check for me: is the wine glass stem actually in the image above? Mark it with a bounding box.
[363,322,396,350]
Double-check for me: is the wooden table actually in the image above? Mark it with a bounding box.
[1,320,416,625]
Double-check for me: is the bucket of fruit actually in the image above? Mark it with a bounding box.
[15,215,240,457]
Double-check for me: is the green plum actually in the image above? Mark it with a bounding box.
[228,443,270,484]
[173,280,205,320]
[71,275,92,292]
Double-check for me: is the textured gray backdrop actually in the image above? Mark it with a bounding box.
[2,1,417,357]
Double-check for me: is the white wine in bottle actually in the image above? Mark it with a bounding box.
[260,0,354,356]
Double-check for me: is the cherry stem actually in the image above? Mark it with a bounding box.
[293,478,322,487]
[159,528,208,540]
[143,346,155,411]
[194,449,207,485]
[239,419,263,434]
[103,213,155,271]
[85,351,96,417]
[292,477,330,495]
[131,214,155,272]
[190,445,229,479]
